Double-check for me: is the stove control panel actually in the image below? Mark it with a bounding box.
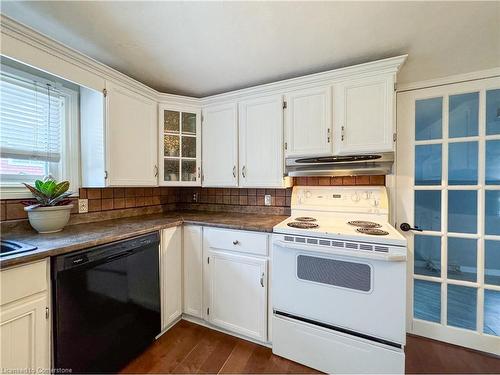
[292,186,388,214]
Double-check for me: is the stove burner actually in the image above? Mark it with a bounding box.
[287,222,319,229]
[348,220,382,229]
[294,217,317,222]
[356,228,389,236]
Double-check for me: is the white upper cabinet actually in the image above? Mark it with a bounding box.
[284,86,333,157]
[239,95,284,188]
[105,81,158,186]
[202,103,239,187]
[159,104,201,186]
[334,75,395,154]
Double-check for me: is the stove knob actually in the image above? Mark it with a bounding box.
[371,199,379,207]
[305,191,312,198]
[351,193,360,202]
[363,191,371,200]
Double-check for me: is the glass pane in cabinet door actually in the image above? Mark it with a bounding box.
[164,135,179,157]
[163,158,179,182]
[447,237,477,282]
[415,144,442,185]
[448,141,478,185]
[414,235,441,277]
[414,190,441,231]
[484,290,500,336]
[485,190,500,235]
[447,285,477,331]
[485,240,500,286]
[415,97,442,141]
[449,92,479,138]
[486,89,500,135]
[414,280,441,323]
[182,112,197,134]
[486,140,500,185]
[181,136,196,158]
[181,160,197,182]
[164,110,180,132]
[448,190,477,234]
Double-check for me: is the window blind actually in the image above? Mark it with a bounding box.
[0,71,63,163]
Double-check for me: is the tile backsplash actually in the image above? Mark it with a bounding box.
[0,175,385,221]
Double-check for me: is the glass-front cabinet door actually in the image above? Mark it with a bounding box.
[159,105,201,186]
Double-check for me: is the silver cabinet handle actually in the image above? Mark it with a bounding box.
[260,272,265,287]
[327,128,331,143]
[104,170,108,179]
[154,165,158,177]
[341,126,345,141]
[242,166,246,178]
[197,167,201,179]
[233,240,239,245]
[233,165,236,178]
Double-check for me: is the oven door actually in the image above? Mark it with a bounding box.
[272,237,406,345]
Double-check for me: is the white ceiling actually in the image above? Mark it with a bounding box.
[1,1,499,97]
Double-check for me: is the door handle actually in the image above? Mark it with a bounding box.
[341,126,345,141]
[233,165,236,178]
[242,166,246,178]
[400,223,423,232]
[154,165,158,177]
[260,272,265,287]
[197,167,201,179]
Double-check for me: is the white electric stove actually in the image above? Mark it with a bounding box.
[272,186,407,374]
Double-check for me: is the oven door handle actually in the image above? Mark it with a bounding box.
[273,240,406,262]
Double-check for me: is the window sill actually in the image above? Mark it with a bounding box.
[0,187,79,200]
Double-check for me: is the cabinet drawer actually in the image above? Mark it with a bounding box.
[204,227,268,256]
[1,259,48,305]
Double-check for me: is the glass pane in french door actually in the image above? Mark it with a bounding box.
[412,85,500,342]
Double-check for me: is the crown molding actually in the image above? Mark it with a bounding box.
[397,67,500,92]
[0,14,202,104]
[200,55,407,106]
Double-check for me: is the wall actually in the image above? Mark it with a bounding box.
[0,176,385,222]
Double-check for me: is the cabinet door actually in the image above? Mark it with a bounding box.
[285,86,332,157]
[202,103,238,187]
[334,75,394,154]
[105,81,158,186]
[206,250,267,341]
[239,95,284,187]
[183,225,203,318]
[160,227,182,330]
[159,105,201,186]
[0,295,49,371]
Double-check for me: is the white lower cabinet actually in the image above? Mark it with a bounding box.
[183,225,203,318]
[203,228,268,342]
[160,227,183,330]
[0,260,50,371]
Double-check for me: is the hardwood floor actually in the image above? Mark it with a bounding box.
[121,320,500,374]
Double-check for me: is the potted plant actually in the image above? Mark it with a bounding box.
[21,177,74,233]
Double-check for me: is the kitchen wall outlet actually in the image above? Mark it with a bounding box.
[78,199,89,213]
[264,194,272,206]
[192,192,198,202]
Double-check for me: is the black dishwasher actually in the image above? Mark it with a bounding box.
[52,232,160,373]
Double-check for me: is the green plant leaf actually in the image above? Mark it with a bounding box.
[23,183,50,205]
[41,180,56,197]
[53,181,70,197]
[35,180,44,191]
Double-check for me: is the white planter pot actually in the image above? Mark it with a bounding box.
[24,205,74,234]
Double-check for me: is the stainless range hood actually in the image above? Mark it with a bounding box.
[285,152,394,177]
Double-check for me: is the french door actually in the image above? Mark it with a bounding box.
[396,77,500,355]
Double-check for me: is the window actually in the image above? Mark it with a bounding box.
[0,62,79,198]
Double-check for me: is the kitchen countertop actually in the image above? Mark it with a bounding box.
[0,211,287,268]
